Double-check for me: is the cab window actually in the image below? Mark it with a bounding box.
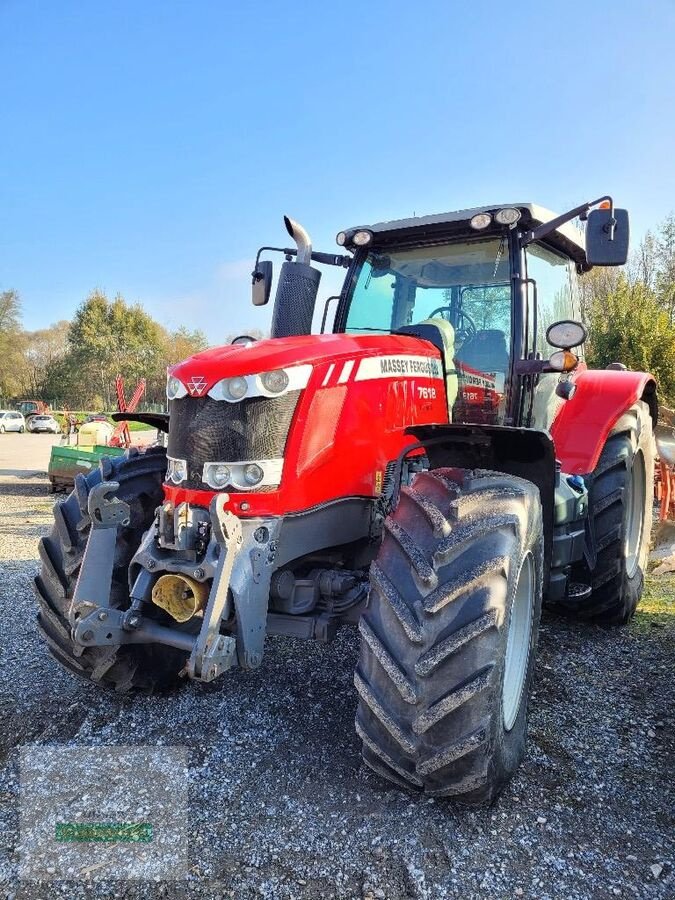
[344,239,511,335]
[525,242,579,429]
[525,243,577,352]
[343,238,514,426]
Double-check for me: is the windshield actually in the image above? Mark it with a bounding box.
[344,238,513,425]
[345,238,510,333]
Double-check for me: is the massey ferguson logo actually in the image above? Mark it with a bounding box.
[187,375,207,396]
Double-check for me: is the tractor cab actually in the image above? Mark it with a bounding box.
[331,203,599,429]
[252,199,629,434]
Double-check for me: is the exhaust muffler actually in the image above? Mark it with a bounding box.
[151,573,209,623]
[270,215,322,339]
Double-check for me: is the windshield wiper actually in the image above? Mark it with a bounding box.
[493,236,506,279]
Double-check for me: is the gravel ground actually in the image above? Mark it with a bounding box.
[0,472,673,899]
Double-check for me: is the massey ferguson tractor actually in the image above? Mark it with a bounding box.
[35,198,656,804]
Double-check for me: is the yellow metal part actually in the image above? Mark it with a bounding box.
[151,573,209,623]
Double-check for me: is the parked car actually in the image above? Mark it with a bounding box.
[0,411,26,433]
[27,414,61,434]
[83,414,110,424]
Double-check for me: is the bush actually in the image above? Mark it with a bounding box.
[586,275,675,406]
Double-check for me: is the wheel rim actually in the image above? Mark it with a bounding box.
[502,552,534,732]
[625,450,646,579]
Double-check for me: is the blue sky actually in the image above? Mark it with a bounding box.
[2,0,674,341]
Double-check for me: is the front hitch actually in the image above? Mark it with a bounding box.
[68,481,280,682]
[70,481,130,634]
[186,495,242,680]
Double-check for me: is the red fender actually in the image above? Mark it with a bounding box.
[550,368,657,475]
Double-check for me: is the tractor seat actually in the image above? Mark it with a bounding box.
[455,329,509,373]
[417,318,459,410]
[395,318,459,414]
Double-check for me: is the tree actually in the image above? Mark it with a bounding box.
[629,229,657,290]
[0,290,25,398]
[145,326,209,402]
[586,274,675,405]
[46,291,166,408]
[577,266,621,325]
[224,328,266,344]
[20,321,70,398]
[164,326,209,363]
[42,293,212,408]
[655,214,675,323]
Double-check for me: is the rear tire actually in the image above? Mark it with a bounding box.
[355,468,543,805]
[19,425,25,433]
[34,447,186,693]
[567,401,654,624]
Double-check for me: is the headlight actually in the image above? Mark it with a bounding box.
[203,462,231,489]
[243,463,264,486]
[210,376,249,401]
[167,374,188,400]
[260,369,289,394]
[495,207,522,226]
[202,458,284,491]
[352,229,373,246]
[167,456,187,484]
[211,464,231,487]
[546,320,588,349]
[208,364,311,401]
[470,212,492,230]
[225,376,248,400]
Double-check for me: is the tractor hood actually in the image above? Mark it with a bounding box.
[168,332,440,399]
[164,329,447,515]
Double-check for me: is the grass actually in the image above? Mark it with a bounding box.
[630,573,675,634]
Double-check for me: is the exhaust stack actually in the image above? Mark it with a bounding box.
[284,215,312,265]
[270,215,322,338]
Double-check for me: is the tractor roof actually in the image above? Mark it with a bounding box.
[355,203,587,267]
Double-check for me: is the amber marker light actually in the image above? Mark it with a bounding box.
[549,350,579,372]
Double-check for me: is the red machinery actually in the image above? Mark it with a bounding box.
[109,375,146,448]
[655,424,675,521]
[36,199,655,805]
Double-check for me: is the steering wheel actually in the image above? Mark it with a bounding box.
[427,307,477,343]
[231,335,258,346]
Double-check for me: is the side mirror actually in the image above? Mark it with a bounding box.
[585,207,629,266]
[252,260,273,306]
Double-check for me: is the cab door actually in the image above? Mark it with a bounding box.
[523,243,581,430]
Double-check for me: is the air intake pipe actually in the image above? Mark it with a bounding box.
[270,216,322,338]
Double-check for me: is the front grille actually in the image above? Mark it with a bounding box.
[167,392,301,489]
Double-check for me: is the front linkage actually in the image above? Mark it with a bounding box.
[69,481,280,682]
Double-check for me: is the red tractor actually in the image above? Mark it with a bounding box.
[36,198,655,804]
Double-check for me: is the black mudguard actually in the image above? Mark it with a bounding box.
[111,412,169,433]
[406,424,556,592]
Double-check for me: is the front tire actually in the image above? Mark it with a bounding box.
[34,447,186,692]
[567,401,654,623]
[356,468,543,805]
